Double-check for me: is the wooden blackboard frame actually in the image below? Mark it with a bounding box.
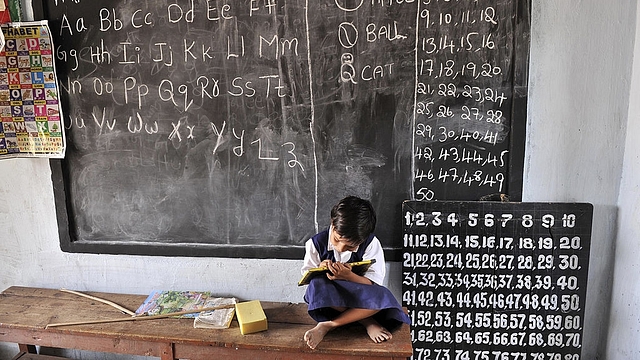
[42,0,531,260]
[508,0,531,202]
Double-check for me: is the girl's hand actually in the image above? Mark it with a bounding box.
[326,262,353,281]
[325,261,373,285]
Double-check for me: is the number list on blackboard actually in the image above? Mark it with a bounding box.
[402,201,592,360]
[412,1,527,201]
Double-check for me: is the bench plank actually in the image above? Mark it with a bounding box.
[0,286,412,359]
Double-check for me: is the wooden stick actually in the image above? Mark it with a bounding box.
[60,289,136,316]
[45,304,236,329]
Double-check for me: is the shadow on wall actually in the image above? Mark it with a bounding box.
[585,204,617,360]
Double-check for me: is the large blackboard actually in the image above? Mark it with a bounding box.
[40,0,530,259]
[403,201,593,359]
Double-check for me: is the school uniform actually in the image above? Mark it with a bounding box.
[301,227,411,331]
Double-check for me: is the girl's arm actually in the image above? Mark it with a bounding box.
[361,237,386,285]
[301,239,334,273]
[301,239,322,274]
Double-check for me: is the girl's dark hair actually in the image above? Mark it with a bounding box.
[330,196,376,245]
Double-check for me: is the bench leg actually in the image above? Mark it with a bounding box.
[18,344,37,354]
[160,343,174,360]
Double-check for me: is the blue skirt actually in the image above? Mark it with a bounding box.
[304,277,411,331]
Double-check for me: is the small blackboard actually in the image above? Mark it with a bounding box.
[402,201,593,359]
[39,1,530,259]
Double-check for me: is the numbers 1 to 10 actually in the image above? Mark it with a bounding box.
[405,211,578,229]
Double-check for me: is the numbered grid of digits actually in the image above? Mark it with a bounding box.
[402,202,592,360]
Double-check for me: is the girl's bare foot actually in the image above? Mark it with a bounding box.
[304,322,334,349]
[361,318,392,343]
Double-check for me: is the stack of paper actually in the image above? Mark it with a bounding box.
[194,297,237,329]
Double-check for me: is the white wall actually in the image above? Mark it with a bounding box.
[2,0,640,359]
[607,0,640,358]
[525,1,636,359]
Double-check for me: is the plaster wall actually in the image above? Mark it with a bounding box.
[606,0,640,358]
[524,1,635,359]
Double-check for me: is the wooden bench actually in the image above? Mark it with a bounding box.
[0,286,412,359]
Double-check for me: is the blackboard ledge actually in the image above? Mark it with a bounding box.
[61,241,306,259]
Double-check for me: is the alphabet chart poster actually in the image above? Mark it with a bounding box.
[0,21,65,158]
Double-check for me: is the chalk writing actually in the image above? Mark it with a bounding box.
[412,0,516,200]
[45,0,528,259]
[403,202,591,360]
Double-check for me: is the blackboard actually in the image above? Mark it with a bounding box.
[39,0,530,259]
[402,201,593,359]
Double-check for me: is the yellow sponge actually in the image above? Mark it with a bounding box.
[235,300,268,335]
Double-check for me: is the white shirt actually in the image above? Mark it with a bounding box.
[301,227,386,285]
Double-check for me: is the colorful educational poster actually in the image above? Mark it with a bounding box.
[0,21,65,158]
[135,290,233,319]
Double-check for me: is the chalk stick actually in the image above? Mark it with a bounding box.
[235,300,268,335]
